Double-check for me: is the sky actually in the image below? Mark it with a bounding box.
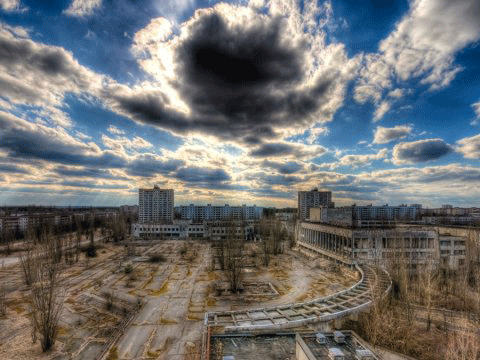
[0,0,480,208]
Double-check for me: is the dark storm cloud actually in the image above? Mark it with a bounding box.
[126,155,184,177]
[0,111,126,168]
[0,127,126,166]
[176,13,301,88]
[0,36,70,75]
[0,163,30,174]
[261,174,302,186]
[253,187,296,199]
[110,7,346,144]
[250,143,296,157]
[249,142,324,158]
[0,29,100,105]
[174,167,231,183]
[393,139,452,164]
[262,160,304,174]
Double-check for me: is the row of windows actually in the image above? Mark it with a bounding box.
[440,240,466,247]
[137,227,180,232]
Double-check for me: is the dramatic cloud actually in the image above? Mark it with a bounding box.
[373,125,412,144]
[456,134,480,159]
[109,3,358,144]
[64,0,102,17]
[102,135,153,154]
[361,164,480,185]
[306,127,329,144]
[0,0,27,12]
[0,111,125,167]
[107,125,125,135]
[473,101,480,118]
[126,154,184,177]
[356,0,480,113]
[260,174,302,186]
[0,163,30,174]
[373,101,391,121]
[249,142,325,159]
[0,24,102,106]
[393,139,452,164]
[174,167,231,184]
[262,160,304,175]
[338,148,387,168]
[55,166,125,180]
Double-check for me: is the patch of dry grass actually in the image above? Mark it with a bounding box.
[147,280,169,297]
[106,346,118,360]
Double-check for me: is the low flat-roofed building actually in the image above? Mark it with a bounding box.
[209,332,296,360]
[296,331,381,360]
[298,221,438,267]
[131,220,254,241]
[207,331,380,360]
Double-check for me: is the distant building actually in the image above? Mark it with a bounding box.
[131,219,254,241]
[175,204,263,221]
[309,204,421,227]
[138,186,174,224]
[298,188,333,220]
[439,234,467,269]
[298,222,439,268]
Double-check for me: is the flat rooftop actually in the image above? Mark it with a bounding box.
[298,331,380,360]
[209,333,296,360]
[208,331,380,360]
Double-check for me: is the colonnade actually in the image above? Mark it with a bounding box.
[300,226,353,259]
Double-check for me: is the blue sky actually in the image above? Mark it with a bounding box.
[0,0,480,208]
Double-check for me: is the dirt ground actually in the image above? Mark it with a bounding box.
[0,240,357,360]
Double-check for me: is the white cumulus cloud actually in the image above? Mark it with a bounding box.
[64,0,102,17]
[373,125,412,144]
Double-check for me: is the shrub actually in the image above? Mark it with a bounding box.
[149,254,166,263]
[86,245,96,258]
[124,264,133,274]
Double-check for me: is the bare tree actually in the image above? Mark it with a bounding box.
[20,243,38,286]
[444,328,480,360]
[28,238,64,352]
[261,236,272,267]
[257,218,272,266]
[75,222,82,263]
[417,259,436,331]
[86,224,96,258]
[0,262,6,317]
[224,221,245,293]
[1,226,13,256]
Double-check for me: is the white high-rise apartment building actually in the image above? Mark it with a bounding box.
[298,188,332,220]
[175,204,263,221]
[139,186,174,224]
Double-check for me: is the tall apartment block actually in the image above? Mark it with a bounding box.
[298,188,332,220]
[139,186,174,224]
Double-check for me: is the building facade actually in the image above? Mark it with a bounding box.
[298,222,439,268]
[297,220,471,270]
[131,220,254,241]
[310,204,422,227]
[298,189,332,220]
[175,204,263,221]
[138,186,174,224]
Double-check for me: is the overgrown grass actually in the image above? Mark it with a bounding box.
[106,346,118,360]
